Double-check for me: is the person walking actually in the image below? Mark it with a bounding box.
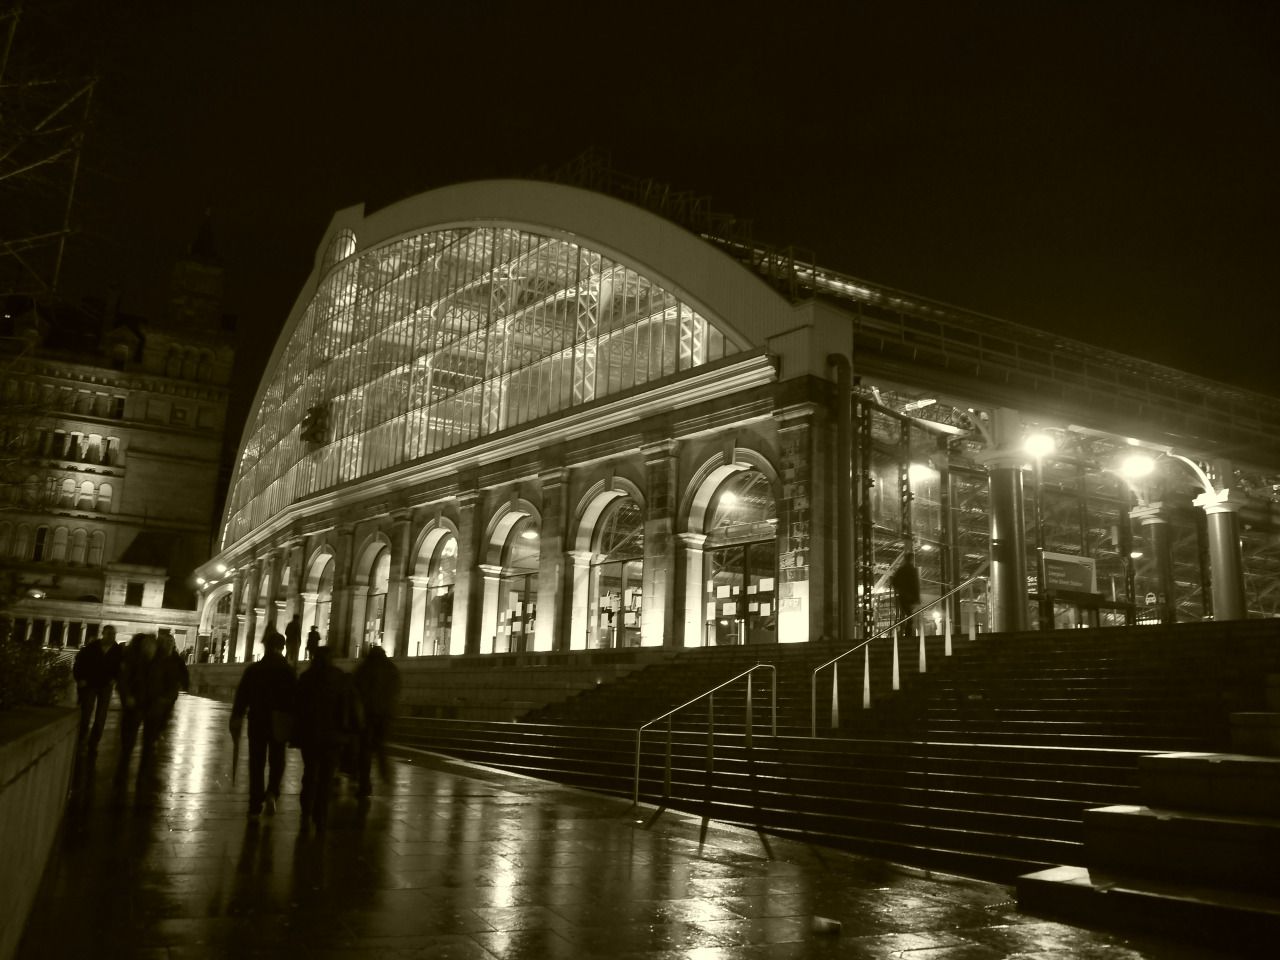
[230,632,297,818]
[156,629,190,733]
[305,624,321,662]
[284,614,303,667]
[292,646,361,833]
[891,557,922,636]
[352,644,401,797]
[114,633,168,793]
[73,625,121,758]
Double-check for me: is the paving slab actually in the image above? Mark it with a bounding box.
[17,694,1244,959]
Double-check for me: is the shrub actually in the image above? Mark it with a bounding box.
[0,628,73,709]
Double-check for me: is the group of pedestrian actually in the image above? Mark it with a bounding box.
[230,621,400,834]
[73,625,189,793]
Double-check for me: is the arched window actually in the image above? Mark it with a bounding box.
[363,548,391,652]
[24,473,40,505]
[588,500,644,649]
[165,349,181,378]
[494,516,539,654]
[32,525,49,561]
[70,528,87,564]
[14,524,31,558]
[420,536,456,657]
[97,483,112,512]
[0,522,11,556]
[78,480,94,509]
[197,352,213,382]
[60,478,75,506]
[703,470,777,646]
[51,526,68,562]
[88,530,105,566]
[312,558,334,647]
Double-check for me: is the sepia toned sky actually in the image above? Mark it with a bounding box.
[30,0,1280,426]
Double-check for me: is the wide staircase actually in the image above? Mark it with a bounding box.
[391,620,1280,883]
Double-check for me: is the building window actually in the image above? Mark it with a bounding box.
[88,530,105,566]
[0,522,11,555]
[33,525,49,561]
[70,528,87,564]
[125,581,144,606]
[111,396,125,418]
[171,406,188,425]
[51,526,68,562]
[60,477,75,506]
[14,524,31,558]
[97,483,112,512]
[77,480,94,509]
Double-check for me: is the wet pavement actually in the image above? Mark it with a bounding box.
[18,694,1242,960]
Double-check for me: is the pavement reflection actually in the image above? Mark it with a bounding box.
[19,694,1238,959]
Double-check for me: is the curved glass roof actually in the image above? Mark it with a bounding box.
[222,225,738,547]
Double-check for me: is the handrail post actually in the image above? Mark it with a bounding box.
[633,730,642,805]
[862,644,871,709]
[944,606,952,657]
[810,667,818,738]
[745,671,753,749]
[664,717,672,800]
[892,626,901,690]
[770,666,777,737]
[831,661,840,730]
[706,693,715,786]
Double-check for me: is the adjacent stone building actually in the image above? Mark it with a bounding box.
[0,226,236,650]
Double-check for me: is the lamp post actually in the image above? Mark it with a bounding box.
[1119,452,1246,622]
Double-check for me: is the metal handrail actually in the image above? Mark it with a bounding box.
[632,663,777,806]
[810,576,988,737]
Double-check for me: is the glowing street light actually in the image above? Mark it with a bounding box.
[1023,432,1055,460]
[1119,453,1156,481]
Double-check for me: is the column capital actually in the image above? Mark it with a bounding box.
[774,402,821,429]
[641,438,679,461]
[408,575,432,589]
[568,549,596,567]
[678,532,707,550]
[539,466,570,487]
[1193,488,1246,515]
[478,563,505,579]
[1130,503,1171,525]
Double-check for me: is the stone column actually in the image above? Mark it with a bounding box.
[984,452,1029,633]
[240,561,260,662]
[1131,503,1178,624]
[330,525,355,658]
[534,467,569,652]
[642,440,678,647]
[385,511,413,656]
[678,532,707,647]
[228,573,244,662]
[478,562,504,654]
[567,549,595,650]
[452,490,484,656]
[284,539,305,626]
[260,550,283,633]
[407,575,430,656]
[1194,489,1247,621]
[300,591,319,651]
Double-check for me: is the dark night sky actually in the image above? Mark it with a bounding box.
[34,0,1280,434]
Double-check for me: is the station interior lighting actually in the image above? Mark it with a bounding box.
[1024,432,1055,459]
[1120,453,1157,480]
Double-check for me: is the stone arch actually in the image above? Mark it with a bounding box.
[303,543,337,592]
[571,476,646,554]
[483,498,541,567]
[411,517,461,576]
[568,476,648,650]
[351,530,393,589]
[409,517,462,657]
[199,582,234,633]
[682,445,780,535]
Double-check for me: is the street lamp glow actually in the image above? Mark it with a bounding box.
[908,463,934,484]
[1024,432,1055,459]
[215,563,228,574]
[1120,453,1156,480]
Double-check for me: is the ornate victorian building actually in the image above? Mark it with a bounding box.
[1,226,235,649]
[197,179,1280,663]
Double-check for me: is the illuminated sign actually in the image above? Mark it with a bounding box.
[1042,552,1097,594]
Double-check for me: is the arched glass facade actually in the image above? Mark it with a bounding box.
[223,226,735,547]
[703,470,777,646]
[588,499,644,649]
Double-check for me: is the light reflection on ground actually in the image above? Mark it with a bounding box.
[18,694,1241,959]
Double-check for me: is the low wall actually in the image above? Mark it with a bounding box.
[189,647,675,721]
[0,707,77,960]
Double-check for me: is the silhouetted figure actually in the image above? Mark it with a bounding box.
[74,625,121,757]
[230,632,297,817]
[292,647,361,833]
[114,633,168,792]
[305,625,321,661]
[352,644,401,797]
[891,558,922,635]
[156,629,189,732]
[284,615,303,666]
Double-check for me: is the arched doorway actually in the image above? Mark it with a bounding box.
[416,534,457,657]
[303,551,335,654]
[587,499,644,649]
[488,514,539,654]
[703,469,777,645]
[362,547,391,653]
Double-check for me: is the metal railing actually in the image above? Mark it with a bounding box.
[632,664,777,806]
[810,576,989,737]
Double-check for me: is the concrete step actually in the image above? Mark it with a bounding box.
[1139,752,1280,817]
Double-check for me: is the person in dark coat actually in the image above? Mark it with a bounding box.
[114,633,168,791]
[230,632,297,817]
[284,614,303,667]
[291,646,361,833]
[305,624,321,661]
[891,558,922,635]
[352,644,401,797]
[73,625,121,757]
[156,629,189,733]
